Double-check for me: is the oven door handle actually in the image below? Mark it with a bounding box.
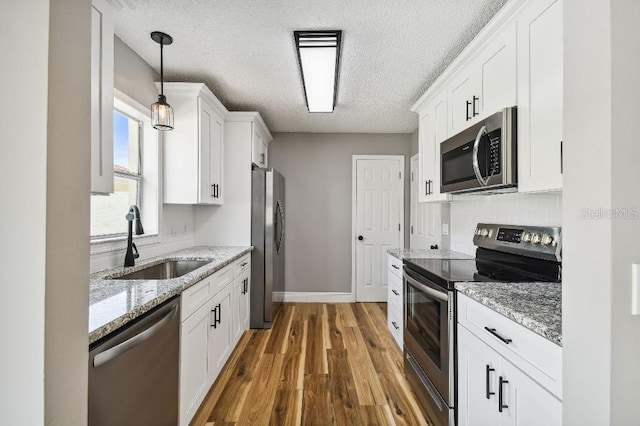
[403,271,449,302]
[472,125,490,187]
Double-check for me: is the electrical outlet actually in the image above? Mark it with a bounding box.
[442,224,449,236]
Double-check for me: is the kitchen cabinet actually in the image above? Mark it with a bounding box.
[516,0,563,193]
[447,22,517,136]
[162,83,227,205]
[387,254,403,348]
[252,124,269,167]
[179,255,251,426]
[197,112,272,246]
[457,294,562,425]
[415,89,450,203]
[232,254,251,345]
[90,0,114,194]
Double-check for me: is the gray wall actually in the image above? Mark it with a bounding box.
[114,36,160,106]
[269,132,411,293]
[410,129,419,155]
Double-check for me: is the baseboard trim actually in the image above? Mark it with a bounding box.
[282,291,355,303]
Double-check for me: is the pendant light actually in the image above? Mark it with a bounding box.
[151,31,174,131]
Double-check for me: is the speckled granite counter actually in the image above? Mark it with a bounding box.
[455,282,562,346]
[387,248,474,260]
[89,246,252,345]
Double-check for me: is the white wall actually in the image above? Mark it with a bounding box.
[45,1,91,424]
[0,1,50,424]
[563,0,640,424]
[449,192,562,255]
[90,37,195,272]
[268,132,411,293]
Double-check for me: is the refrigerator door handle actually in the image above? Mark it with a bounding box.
[275,200,285,253]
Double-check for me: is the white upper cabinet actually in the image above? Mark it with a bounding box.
[252,125,269,168]
[517,0,563,193]
[416,90,450,203]
[90,0,114,194]
[162,83,227,205]
[447,22,517,136]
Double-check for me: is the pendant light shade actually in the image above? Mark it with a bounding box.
[151,31,174,131]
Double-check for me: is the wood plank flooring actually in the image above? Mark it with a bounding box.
[191,302,430,426]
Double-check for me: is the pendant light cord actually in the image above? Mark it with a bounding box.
[160,36,164,97]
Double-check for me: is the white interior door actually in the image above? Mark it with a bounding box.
[354,157,403,302]
[410,154,442,249]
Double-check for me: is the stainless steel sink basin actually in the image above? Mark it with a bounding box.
[111,260,211,280]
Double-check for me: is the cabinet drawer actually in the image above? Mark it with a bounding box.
[234,255,250,276]
[457,293,562,398]
[181,277,212,321]
[211,264,234,296]
[388,255,403,278]
[387,304,403,349]
[388,272,403,312]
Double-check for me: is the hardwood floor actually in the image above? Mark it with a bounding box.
[190,302,430,426]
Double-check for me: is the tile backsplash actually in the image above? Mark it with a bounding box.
[449,192,562,255]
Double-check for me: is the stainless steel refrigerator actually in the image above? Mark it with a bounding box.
[251,168,285,329]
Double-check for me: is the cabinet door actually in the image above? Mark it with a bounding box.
[458,326,502,426]
[476,23,517,118]
[232,272,249,346]
[448,70,476,135]
[418,110,435,203]
[90,0,114,194]
[240,271,250,332]
[198,99,224,205]
[499,358,562,426]
[517,0,563,192]
[252,127,267,167]
[179,302,211,426]
[207,287,232,381]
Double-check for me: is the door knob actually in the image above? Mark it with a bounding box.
[358,235,364,241]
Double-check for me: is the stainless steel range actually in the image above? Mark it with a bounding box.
[402,223,562,426]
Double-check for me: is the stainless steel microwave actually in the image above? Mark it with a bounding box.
[440,107,517,194]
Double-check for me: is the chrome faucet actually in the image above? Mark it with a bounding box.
[124,205,144,267]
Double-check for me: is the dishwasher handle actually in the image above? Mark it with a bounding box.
[93,302,178,368]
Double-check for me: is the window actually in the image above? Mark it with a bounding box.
[90,91,159,245]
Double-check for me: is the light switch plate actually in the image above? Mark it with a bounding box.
[632,263,640,315]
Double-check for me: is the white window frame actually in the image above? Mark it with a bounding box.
[90,89,162,255]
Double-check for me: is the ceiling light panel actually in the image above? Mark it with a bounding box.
[294,31,342,113]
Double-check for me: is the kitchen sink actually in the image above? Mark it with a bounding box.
[111,260,211,280]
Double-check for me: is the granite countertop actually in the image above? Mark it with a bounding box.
[89,246,252,345]
[455,282,562,346]
[387,248,474,260]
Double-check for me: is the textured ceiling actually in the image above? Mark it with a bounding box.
[114,0,508,133]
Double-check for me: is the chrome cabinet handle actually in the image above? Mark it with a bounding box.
[472,125,490,187]
[93,304,177,368]
[484,327,512,344]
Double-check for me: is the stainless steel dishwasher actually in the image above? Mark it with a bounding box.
[89,296,179,425]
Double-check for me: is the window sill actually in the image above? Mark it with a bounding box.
[90,234,161,256]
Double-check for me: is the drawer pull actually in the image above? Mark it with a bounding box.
[392,264,400,270]
[486,365,495,399]
[484,327,512,344]
[498,376,509,412]
[391,321,400,330]
[392,289,399,296]
[240,262,248,267]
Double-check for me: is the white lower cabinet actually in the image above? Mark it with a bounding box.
[387,255,404,348]
[179,254,251,426]
[457,294,562,426]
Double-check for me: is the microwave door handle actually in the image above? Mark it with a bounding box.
[472,125,490,187]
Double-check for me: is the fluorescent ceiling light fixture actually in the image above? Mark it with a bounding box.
[294,30,342,113]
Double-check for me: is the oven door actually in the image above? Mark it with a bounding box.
[403,268,454,405]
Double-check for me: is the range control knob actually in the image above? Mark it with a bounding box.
[480,228,489,237]
[522,232,532,243]
[531,233,541,244]
[487,229,494,238]
[541,234,554,246]
[475,228,481,236]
